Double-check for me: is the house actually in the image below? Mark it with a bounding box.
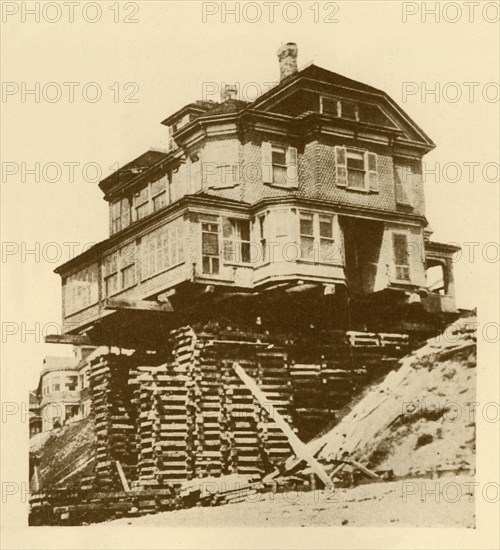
[34,347,95,432]
[53,43,459,348]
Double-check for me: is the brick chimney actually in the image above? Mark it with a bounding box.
[277,42,298,81]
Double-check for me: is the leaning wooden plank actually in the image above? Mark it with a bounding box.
[103,298,173,312]
[115,461,131,492]
[233,362,332,488]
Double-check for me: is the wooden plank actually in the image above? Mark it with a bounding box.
[44,334,92,345]
[115,461,131,492]
[232,362,332,488]
[103,298,173,313]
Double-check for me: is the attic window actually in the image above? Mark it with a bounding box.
[320,96,359,121]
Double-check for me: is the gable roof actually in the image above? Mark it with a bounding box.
[250,63,434,148]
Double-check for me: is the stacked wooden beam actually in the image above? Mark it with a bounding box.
[89,354,138,491]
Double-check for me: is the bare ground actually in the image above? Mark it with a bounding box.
[105,476,475,528]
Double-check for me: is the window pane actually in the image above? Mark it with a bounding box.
[341,101,358,120]
[105,273,118,296]
[122,265,135,288]
[272,148,286,165]
[301,236,315,260]
[393,234,409,265]
[300,215,314,236]
[272,165,287,185]
[202,232,219,255]
[238,220,250,242]
[241,242,251,263]
[153,192,167,211]
[136,203,149,220]
[347,170,365,189]
[322,97,338,116]
[319,216,333,238]
[223,240,236,263]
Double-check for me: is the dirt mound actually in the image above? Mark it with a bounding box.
[309,317,477,478]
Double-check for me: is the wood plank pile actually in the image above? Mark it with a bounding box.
[81,324,410,515]
[89,353,138,491]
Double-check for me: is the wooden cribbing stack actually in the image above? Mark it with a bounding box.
[83,323,409,510]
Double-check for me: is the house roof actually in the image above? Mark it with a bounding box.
[99,150,168,194]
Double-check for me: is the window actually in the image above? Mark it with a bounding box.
[394,164,414,206]
[320,97,359,121]
[66,376,78,391]
[103,251,119,297]
[346,151,366,189]
[321,97,339,117]
[140,220,185,280]
[335,146,379,192]
[299,212,337,264]
[300,213,315,261]
[151,176,168,212]
[111,197,131,234]
[262,142,298,187]
[319,215,335,263]
[258,215,267,263]
[103,244,137,297]
[201,219,220,274]
[66,405,79,418]
[120,243,136,289]
[65,264,99,315]
[392,233,411,281]
[222,218,251,264]
[52,377,60,392]
[271,145,287,185]
[340,101,358,120]
[134,186,150,220]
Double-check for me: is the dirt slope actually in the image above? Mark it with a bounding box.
[30,415,96,489]
[308,318,477,478]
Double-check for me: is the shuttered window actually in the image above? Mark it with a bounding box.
[335,146,379,192]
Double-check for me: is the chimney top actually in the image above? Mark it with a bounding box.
[277,42,298,81]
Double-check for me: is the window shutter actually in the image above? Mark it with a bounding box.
[365,152,379,191]
[395,165,412,205]
[335,146,347,187]
[203,142,239,189]
[286,146,299,187]
[262,141,273,184]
